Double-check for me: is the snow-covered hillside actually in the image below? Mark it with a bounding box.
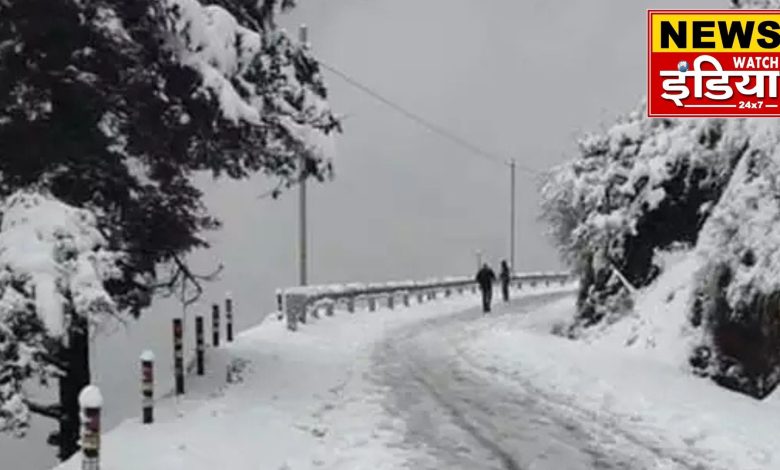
[541,106,780,398]
[579,248,702,367]
[460,295,780,470]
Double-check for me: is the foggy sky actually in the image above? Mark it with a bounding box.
[3,0,717,468]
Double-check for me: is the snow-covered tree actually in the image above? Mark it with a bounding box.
[0,0,339,458]
[541,104,743,333]
[691,119,780,398]
[538,0,780,402]
[0,190,122,433]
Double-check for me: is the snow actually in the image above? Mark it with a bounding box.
[78,385,103,409]
[52,284,573,470]
[281,272,570,298]
[140,350,155,362]
[0,190,124,433]
[162,0,338,166]
[694,119,780,307]
[541,104,738,272]
[0,190,122,337]
[168,0,263,125]
[46,279,780,469]
[581,248,701,366]
[459,297,780,470]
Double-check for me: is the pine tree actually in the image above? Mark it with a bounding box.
[0,0,338,459]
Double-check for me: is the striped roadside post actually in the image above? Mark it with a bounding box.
[173,318,184,395]
[78,385,102,470]
[195,315,205,375]
[140,351,154,424]
[226,294,234,342]
[212,304,220,347]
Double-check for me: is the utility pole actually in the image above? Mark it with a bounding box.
[509,159,516,272]
[298,24,309,286]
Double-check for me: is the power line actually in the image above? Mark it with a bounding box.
[316,59,540,175]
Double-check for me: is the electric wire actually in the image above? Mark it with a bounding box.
[315,59,541,176]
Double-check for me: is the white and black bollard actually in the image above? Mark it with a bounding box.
[140,351,154,424]
[195,315,205,375]
[403,292,410,307]
[417,291,424,304]
[225,293,234,343]
[347,296,356,314]
[173,318,184,395]
[212,304,220,347]
[368,297,376,312]
[79,385,102,470]
[387,294,395,310]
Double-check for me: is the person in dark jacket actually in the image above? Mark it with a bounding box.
[500,260,511,303]
[475,263,496,313]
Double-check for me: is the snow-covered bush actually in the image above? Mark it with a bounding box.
[0,190,121,434]
[691,120,780,398]
[541,103,744,333]
[537,0,780,402]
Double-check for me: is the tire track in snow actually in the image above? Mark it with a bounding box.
[393,344,523,470]
[372,292,717,470]
[451,346,721,470]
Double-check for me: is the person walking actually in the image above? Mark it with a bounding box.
[500,260,511,303]
[475,263,496,313]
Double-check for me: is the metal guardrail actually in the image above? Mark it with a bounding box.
[277,271,575,331]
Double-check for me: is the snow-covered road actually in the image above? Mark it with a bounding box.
[54,283,780,470]
[373,293,701,470]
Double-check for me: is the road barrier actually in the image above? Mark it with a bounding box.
[279,272,574,331]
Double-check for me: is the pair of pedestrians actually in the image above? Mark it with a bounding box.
[475,260,511,313]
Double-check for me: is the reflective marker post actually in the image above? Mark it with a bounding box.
[173,318,184,395]
[195,315,205,376]
[212,304,220,348]
[78,385,102,470]
[140,351,154,424]
[226,294,234,343]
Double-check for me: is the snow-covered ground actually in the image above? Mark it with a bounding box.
[458,297,780,470]
[51,285,567,470]
[578,248,703,365]
[53,278,780,470]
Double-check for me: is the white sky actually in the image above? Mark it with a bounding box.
[196,0,715,313]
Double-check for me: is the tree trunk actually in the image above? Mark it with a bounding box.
[57,313,90,461]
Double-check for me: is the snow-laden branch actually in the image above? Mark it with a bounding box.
[0,190,123,434]
[164,0,336,161]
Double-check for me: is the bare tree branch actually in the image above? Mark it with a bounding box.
[172,255,223,307]
[26,400,62,421]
